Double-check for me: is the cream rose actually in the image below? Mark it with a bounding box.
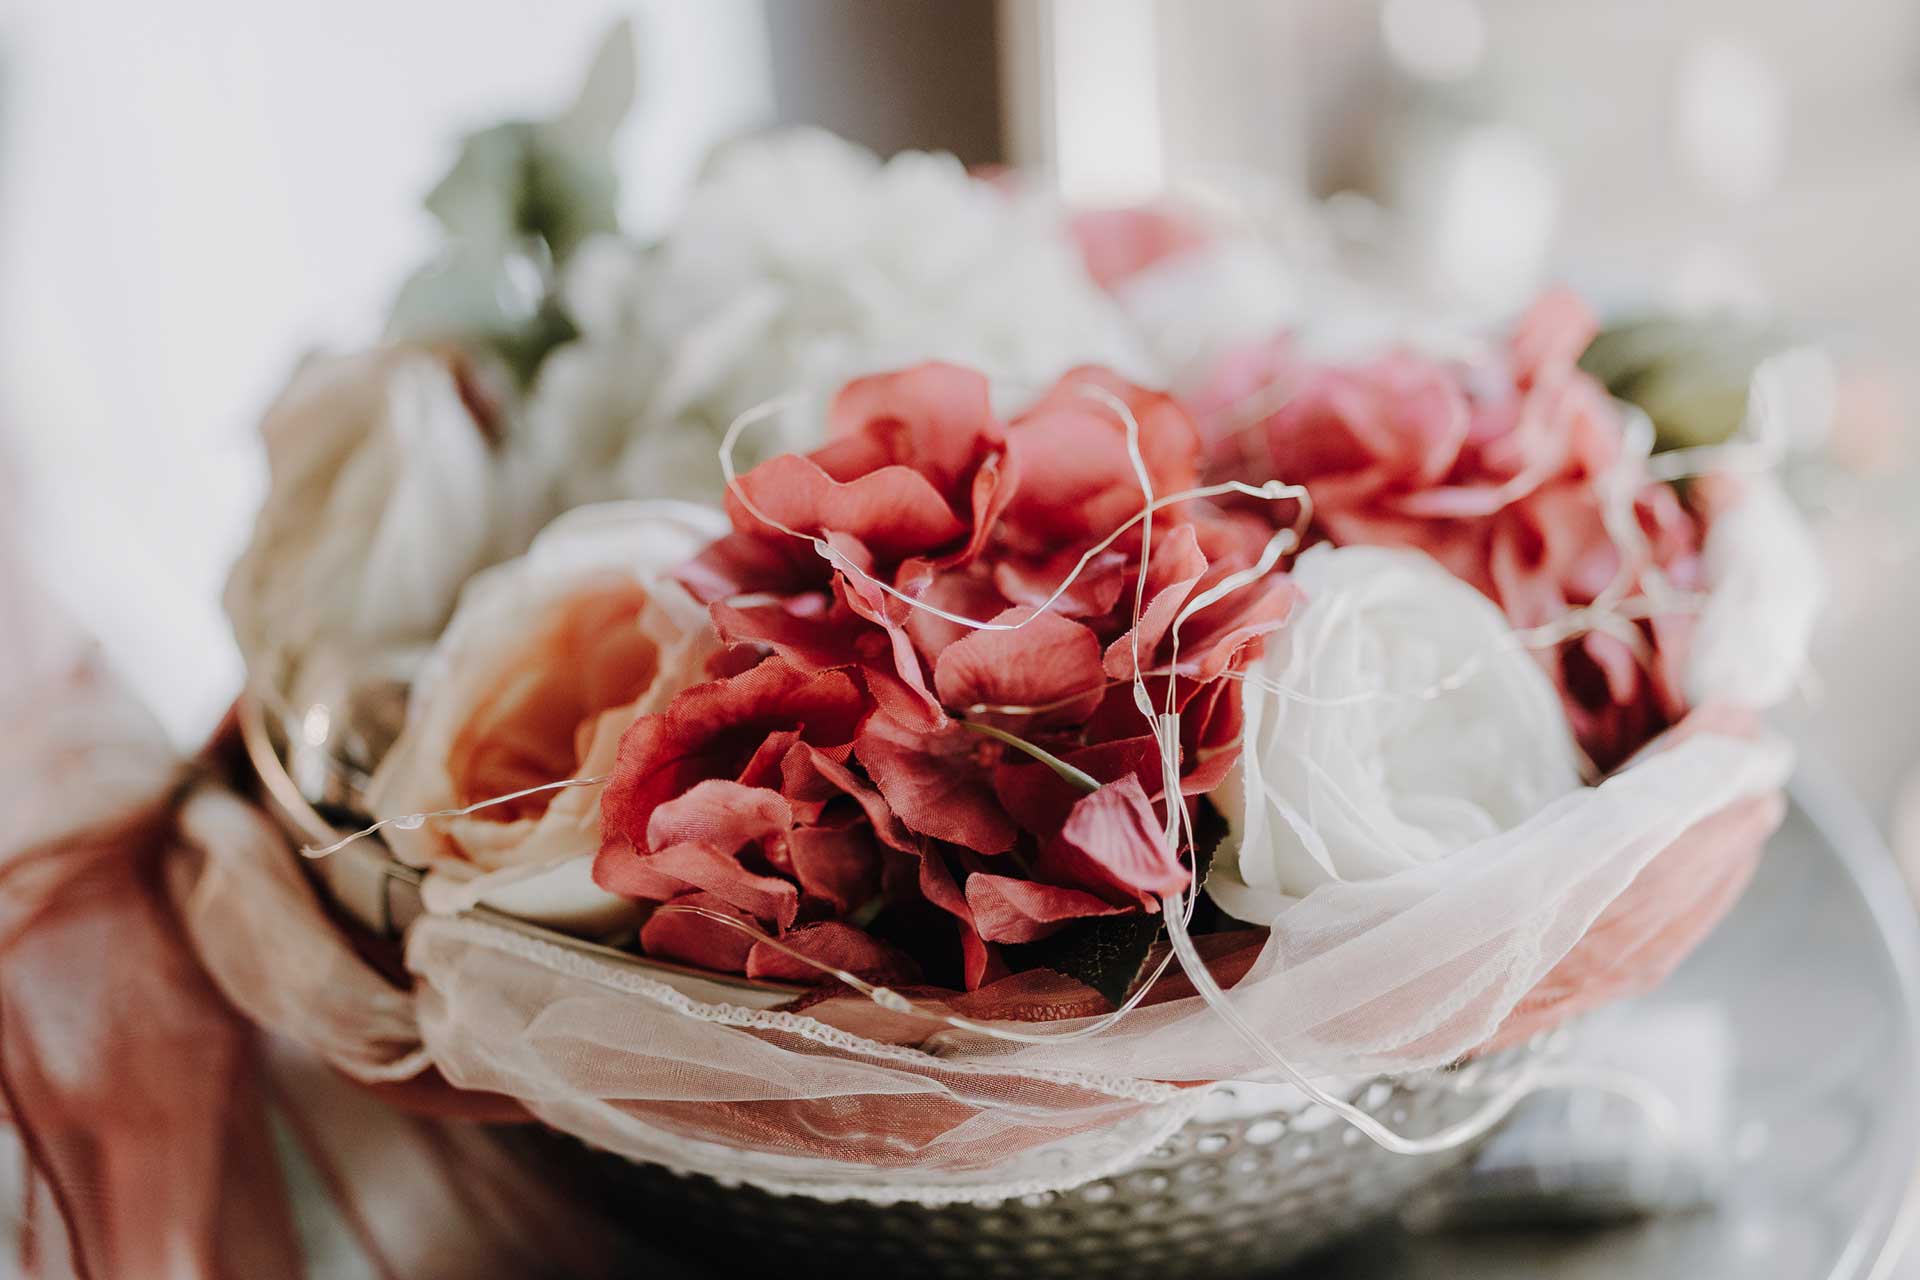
[1208,543,1584,923]
[224,347,507,696]
[365,500,726,933]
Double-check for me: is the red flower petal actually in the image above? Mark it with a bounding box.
[832,572,946,730]
[992,736,1160,837]
[932,607,1106,727]
[1037,775,1189,907]
[856,715,1019,854]
[601,841,801,929]
[596,660,864,879]
[782,741,917,853]
[644,779,792,853]
[1177,679,1243,795]
[710,598,869,671]
[897,560,1014,665]
[825,362,1003,504]
[965,874,1133,944]
[992,544,1127,618]
[677,527,817,605]
[639,892,760,973]
[1162,571,1296,684]
[1102,523,1208,680]
[786,823,882,916]
[746,922,919,985]
[728,453,968,565]
[1005,369,1201,543]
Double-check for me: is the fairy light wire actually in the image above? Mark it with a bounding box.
[314,350,1791,1154]
[300,774,608,859]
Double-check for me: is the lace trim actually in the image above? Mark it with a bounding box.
[411,916,1189,1105]
[623,1089,1215,1206]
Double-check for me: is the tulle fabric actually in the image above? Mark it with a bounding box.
[0,573,661,1276]
[1,499,1790,1233]
[2,669,1788,1218]
[388,717,1785,1201]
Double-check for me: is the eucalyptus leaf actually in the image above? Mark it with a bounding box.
[1581,314,1792,454]
[419,21,633,258]
[388,21,634,379]
[554,17,638,148]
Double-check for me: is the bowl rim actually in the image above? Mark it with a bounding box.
[236,690,806,1007]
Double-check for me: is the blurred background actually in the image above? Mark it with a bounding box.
[1,0,1916,830]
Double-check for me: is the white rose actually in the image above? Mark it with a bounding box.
[224,347,505,693]
[365,500,726,933]
[1686,473,1822,709]
[528,128,1152,508]
[1208,544,1583,923]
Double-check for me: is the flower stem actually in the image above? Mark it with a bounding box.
[956,720,1101,794]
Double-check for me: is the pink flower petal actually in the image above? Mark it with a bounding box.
[601,840,801,929]
[730,453,968,564]
[992,737,1160,838]
[933,607,1106,727]
[1070,206,1210,291]
[1038,775,1190,906]
[825,362,1004,504]
[965,874,1133,944]
[785,823,882,916]
[639,892,760,973]
[644,779,792,854]
[1006,370,1201,544]
[1102,523,1208,680]
[856,715,1019,855]
[746,922,918,985]
[596,660,864,878]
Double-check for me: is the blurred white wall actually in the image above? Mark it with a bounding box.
[0,0,772,743]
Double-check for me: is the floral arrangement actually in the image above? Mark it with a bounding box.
[334,266,1814,1017]
[0,31,1859,1280]
[200,27,1822,1205]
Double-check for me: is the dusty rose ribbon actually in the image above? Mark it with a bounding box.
[0,672,652,1278]
[0,758,303,1278]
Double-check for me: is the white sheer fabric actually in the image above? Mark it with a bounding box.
[344,725,1787,1201]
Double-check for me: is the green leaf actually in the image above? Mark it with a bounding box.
[554,19,638,149]
[389,21,634,381]
[1002,911,1162,1009]
[1581,314,1791,454]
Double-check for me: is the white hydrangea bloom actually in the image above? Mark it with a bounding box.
[528,128,1152,506]
[1209,544,1584,923]
[1111,237,1297,390]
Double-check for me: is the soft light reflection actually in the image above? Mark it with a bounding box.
[1044,0,1165,203]
[1673,39,1784,203]
[1381,0,1487,84]
[1427,126,1558,310]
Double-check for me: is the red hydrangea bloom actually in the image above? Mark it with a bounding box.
[596,362,1295,991]
[1197,290,1703,773]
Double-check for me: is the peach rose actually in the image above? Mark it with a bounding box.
[366,500,726,933]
